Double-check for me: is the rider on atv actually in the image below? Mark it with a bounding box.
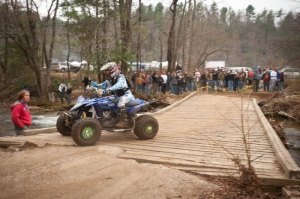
[94,62,134,128]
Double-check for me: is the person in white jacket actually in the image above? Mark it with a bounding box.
[58,82,67,103]
[269,67,278,92]
[96,62,134,128]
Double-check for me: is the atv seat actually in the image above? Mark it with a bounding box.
[125,99,144,107]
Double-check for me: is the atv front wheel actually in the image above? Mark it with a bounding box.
[56,115,71,136]
[134,115,158,140]
[71,118,102,146]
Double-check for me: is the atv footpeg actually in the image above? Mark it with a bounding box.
[113,128,133,132]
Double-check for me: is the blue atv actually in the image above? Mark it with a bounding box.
[56,88,159,146]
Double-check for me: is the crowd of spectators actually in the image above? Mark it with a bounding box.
[131,65,284,95]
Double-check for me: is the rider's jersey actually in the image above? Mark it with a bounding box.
[110,74,129,91]
[108,74,131,97]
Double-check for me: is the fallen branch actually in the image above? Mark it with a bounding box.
[278,111,300,123]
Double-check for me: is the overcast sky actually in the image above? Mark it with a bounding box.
[134,0,300,13]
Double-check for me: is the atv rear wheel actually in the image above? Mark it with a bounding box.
[56,115,71,136]
[134,115,158,140]
[71,118,101,146]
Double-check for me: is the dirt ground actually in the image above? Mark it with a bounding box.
[0,145,219,199]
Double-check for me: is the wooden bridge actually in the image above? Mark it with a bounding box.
[1,93,300,185]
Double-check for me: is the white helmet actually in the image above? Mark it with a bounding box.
[100,62,120,78]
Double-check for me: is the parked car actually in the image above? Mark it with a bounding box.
[281,68,300,79]
[224,66,252,72]
[58,61,81,73]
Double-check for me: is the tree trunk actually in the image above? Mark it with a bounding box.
[95,0,101,81]
[136,0,142,72]
[113,0,119,51]
[175,0,187,71]
[119,0,132,74]
[98,0,108,83]
[187,0,196,69]
[159,35,163,72]
[42,0,59,99]
[167,0,178,73]
[1,0,9,83]
[66,13,71,81]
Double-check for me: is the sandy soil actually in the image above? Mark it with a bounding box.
[0,145,219,199]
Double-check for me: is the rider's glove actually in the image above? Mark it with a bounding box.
[103,89,112,96]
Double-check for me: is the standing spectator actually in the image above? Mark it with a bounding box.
[253,66,262,92]
[156,73,164,94]
[170,72,178,95]
[144,72,153,95]
[269,66,278,92]
[131,72,137,91]
[237,71,246,91]
[186,73,200,91]
[82,76,91,91]
[212,69,219,91]
[194,69,201,87]
[166,72,171,92]
[278,69,284,91]
[233,72,239,91]
[65,82,73,105]
[206,70,213,92]
[58,82,67,103]
[152,71,159,94]
[218,69,225,90]
[247,69,254,86]
[141,73,146,93]
[262,69,270,91]
[227,70,234,92]
[135,73,144,93]
[10,90,32,136]
[181,73,188,92]
[177,73,183,93]
[200,71,208,92]
[160,71,168,94]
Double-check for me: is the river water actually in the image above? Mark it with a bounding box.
[284,120,300,166]
[0,108,58,136]
[0,107,299,166]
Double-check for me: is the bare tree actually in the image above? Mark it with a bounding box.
[136,0,142,72]
[0,0,9,83]
[66,3,71,81]
[102,0,108,64]
[119,0,132,73]
[175,0,187,71]
[1,0,60,98]
[41,0,60,91]
[167,0,178,72]
[186,0,196,70]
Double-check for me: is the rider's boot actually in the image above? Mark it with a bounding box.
[115,106,128,128]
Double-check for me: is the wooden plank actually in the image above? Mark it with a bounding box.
[119,152,282,173]
[23,127,57,136]
[119,149,282,169]
[0,140,26,148]
[104,140,277,157]
[252,98,300,179]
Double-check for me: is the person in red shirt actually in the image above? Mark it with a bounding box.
[11,90,32,136]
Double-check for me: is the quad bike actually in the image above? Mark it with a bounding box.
[56,87,159,146]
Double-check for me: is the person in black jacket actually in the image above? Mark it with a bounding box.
[82,76,91,91]
[226,71,235,91]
